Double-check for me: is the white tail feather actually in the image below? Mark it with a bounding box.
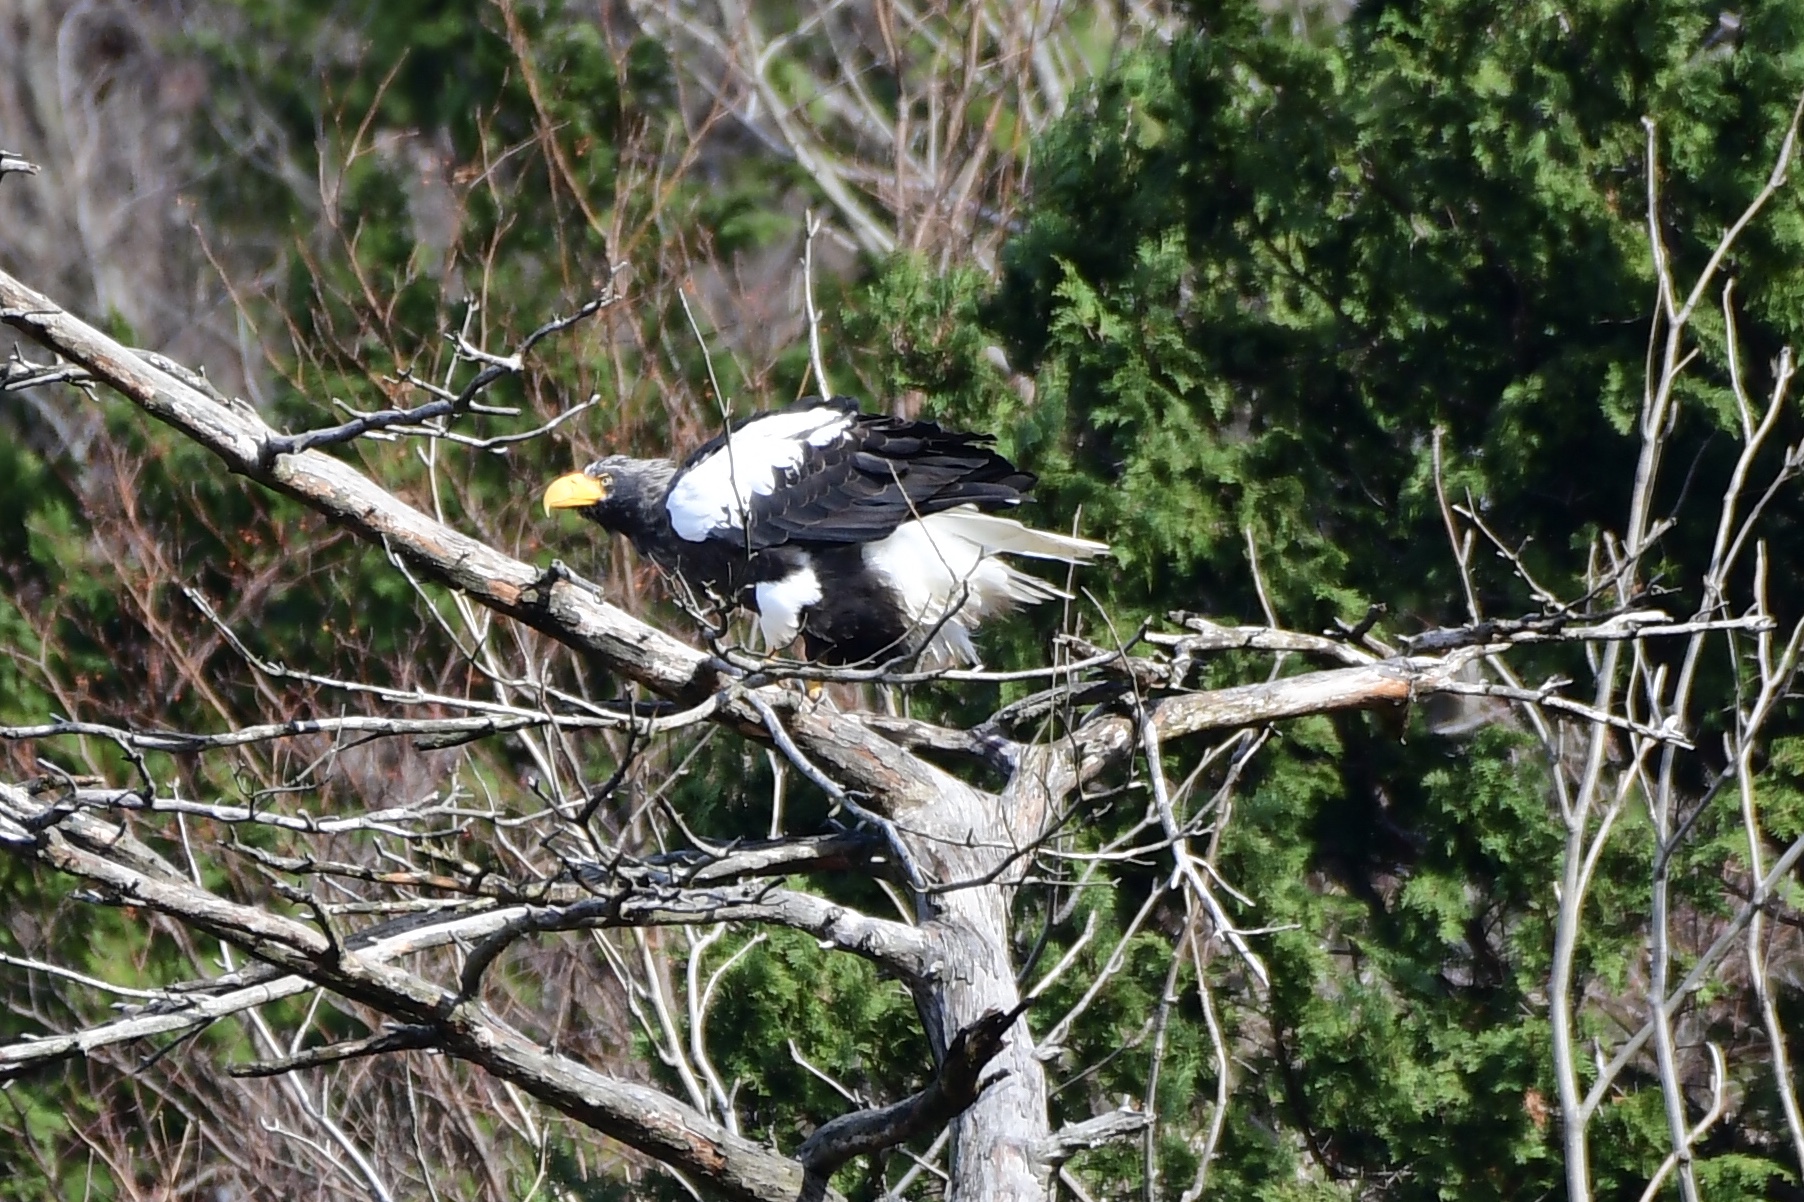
[918,507,1110,562]
[862,506,1111,666]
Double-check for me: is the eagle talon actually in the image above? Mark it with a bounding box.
[529,559,569,596]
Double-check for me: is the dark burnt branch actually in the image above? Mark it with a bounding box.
[227,1025,436,1078]
[798,1004,1026,1179]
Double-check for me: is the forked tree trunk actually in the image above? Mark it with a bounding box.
[929,881,1050,1199]
[900,768,1063,1201]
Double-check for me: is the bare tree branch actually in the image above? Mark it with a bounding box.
[0,780,843,1202]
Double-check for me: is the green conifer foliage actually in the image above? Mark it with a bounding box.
[979,0,1804,628]
[849,1,1804,1195]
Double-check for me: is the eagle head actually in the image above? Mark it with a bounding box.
[543,456,677,540]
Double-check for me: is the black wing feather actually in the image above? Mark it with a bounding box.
[730,397,1034,549]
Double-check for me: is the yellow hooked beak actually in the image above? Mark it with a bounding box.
[542,471,609,515]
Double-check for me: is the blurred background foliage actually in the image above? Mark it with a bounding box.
[3,0,1804,1198]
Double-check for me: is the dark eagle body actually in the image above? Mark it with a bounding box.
[544,398,1107,666]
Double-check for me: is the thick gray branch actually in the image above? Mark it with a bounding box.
[460,882,933,994]
[0,268,713,700]
[1035,1106,1154,1165]
[1059,650,1493,794]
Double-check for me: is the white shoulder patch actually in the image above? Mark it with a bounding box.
[666,408,854,542]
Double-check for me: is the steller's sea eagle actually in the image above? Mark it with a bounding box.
[542,397,1108,667]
